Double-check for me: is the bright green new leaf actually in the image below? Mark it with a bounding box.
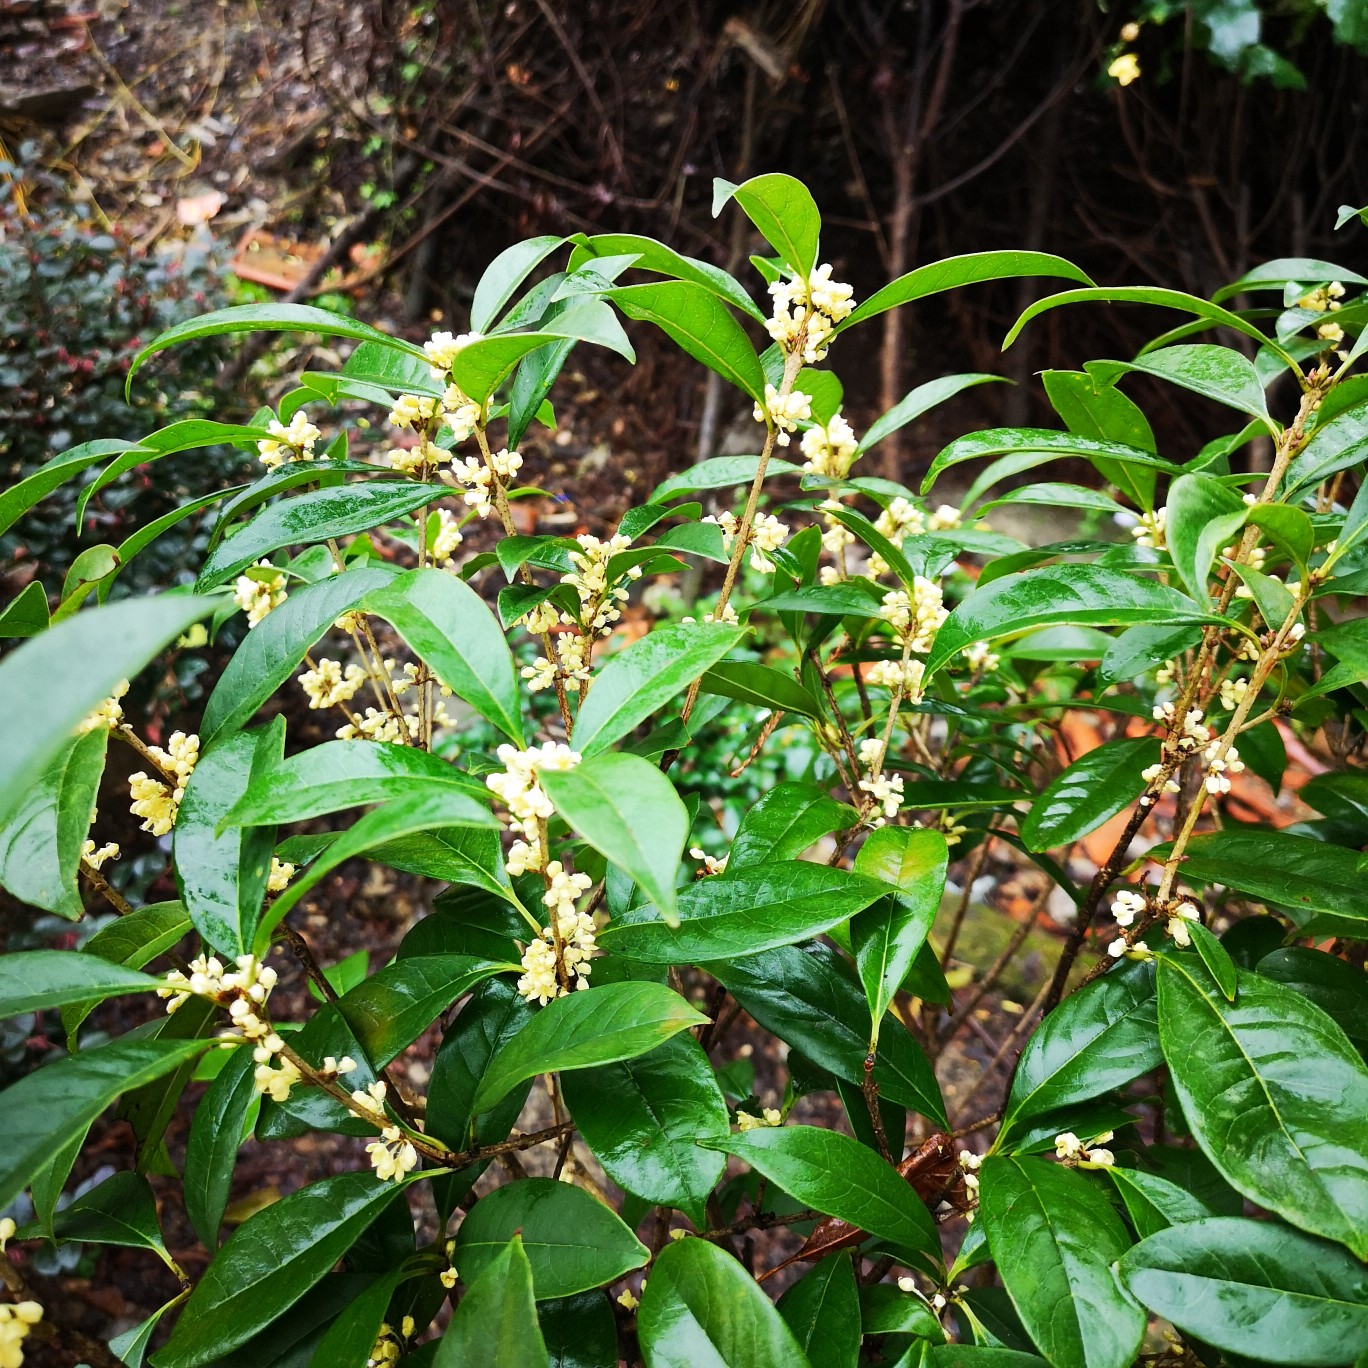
[857,375,1007,455]
[1090,345,1276,431]
[0,439,131,538]
[713,173,820,277]
[472,235,567,331]
[453,1179,649,1300]
[1164,472,1250,602]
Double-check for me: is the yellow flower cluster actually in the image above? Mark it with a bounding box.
[0,1300,42,1368]
[800,413,858,478]
[765,263,856,363]
[517,860,597,1006]
[128,731,199,836]
[753,384,812,445]
[257,411,322,469]
[485,743,581,876]
[298,658,367,711]
[233,562,288,628]
[76,678,128,733]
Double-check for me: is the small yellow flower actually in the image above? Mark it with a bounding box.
[1108,52,1141,86]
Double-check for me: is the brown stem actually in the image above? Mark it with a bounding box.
[79,859,134,917]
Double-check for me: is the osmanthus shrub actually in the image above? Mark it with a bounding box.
[0,174,1365,1368]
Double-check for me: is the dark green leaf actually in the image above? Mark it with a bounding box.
[48,1171,165,1254]
[1257,948,1368,1055]
[1118,1217,1368,1366]
[979,1156,1145,1368]
[537,1293,618,1368]
[1158,955,1368,1258]
[0,581,49,639]
[776,1253,860,1368]
[184,1046,257,1248]
[727,784,859,869]
[1186,920,1237,1001]
[562,1033,728,1227]
[1164,472,1250,602]
[1104,1166,1225,1240]
[472,235,567,331]
[697,662,825,718]
[454,1179,648,1300]
[1090,345,1275,430]
[0,950,159,1019]
[1020,738,1160,853]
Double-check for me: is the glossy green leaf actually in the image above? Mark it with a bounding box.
[0,439,130,538]
[224,739,486,828]
[436,1236,549,1367]
[1164,472,1250,602]
[922,429,1180,497]
[254,790,503,950]
[306,1269,406,1368]
[1001,957,1159,1143]
[1020,737,1159,853]
[370,825,513,903]
[338,955,512,1067]
[48,1171,166,1254]
[1118,1218,1368,1366]
[1104,1166,1225,1241]
[0,594,217,829]
[0,950,160,1019]
[776,1254,860,1368]
[858,375,1007,455]
[361,567,525,744]
[0,727,106,920]
[130,303,425,390]
[697,662,825,718]
[1091,345,1275,430]
[1165,828,1368,937]
[572,231,763,320]
[927,565,1217,678]
[710,944,945,1124]
[1187,919,1237,1001]
[709,1125,938,1261]
[542,753,687,927]
[637,1235,812,1368]
[851,827,948,1037]
[454,1179,648,1300]
[650,454,801,502]
[839,252,1093,336]
[1098,624,1203,687]
[472,981,707,1115]
[610,280,766,401]
[1286,397,1368,497]
[198,483,450,589]
[726,783,859,869]
[713,173,820,276]
[570,622,744,755]
[537,1292,620,1368]
[599,862,888,964]
[1158,955,1368,1257]
[0,581,49,639]
[562,1033,728,1227]
[979,1156,1145,1368]
[184,1046,257,1248]
[154,1171,405,1368]
[974,483,1124,520]
[0,1037,208,1210]
[110,1297,180,1368]
[1256,948,1368,1056]
[200,568,394,742]
[1005,286,1302,374]
[472,235,567,330]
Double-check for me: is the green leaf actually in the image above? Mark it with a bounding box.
[436,1235,549,1367]
[572,232,763,320]
[571,622,745,755]
[200,568,393,742]
[697,662,824,719]
[1090,345,1275,430]
[1004,286,1302,374]
[1104,1166,1226,1240]
[0,594,217,829]
[851,827,948,1038]
[472,981,707,1115]
[184,1046,257,1248]
[650,454,801,502]
[713,173,820,276]
[858,375,1007,456]
[254,790,502,951]
[710,944,946,1124]
[199,483,451,590]
[609,281,766,401]
[47,1171,166,1254]
[637,1235,812,1368]
[306,1270,406,1368]
[371,825,513,903]
[776,1254,860,1368]
[129,303,425,394]
[1214,258,1368,302]
[727,784,859,869]
[454,1179,649,1300]
[153,1171,405,1368]
[537,1293,620,1368]
[979,1156,1145,1368]
[599,862,888,964]
[111,1298,180,1367]
[708,1125,938,1261]
[1098,624,1203,686]
[1118,1218,1368,1366]
[0,581,50,639]
[1186,919,1238,1001]
[928,566,1217,678]
[561,1033,728,1227]
[974,483,1124,520]
[542,754,688,927]
[1256,948,1368,1056]
[361,568,525,744]
[0,439,130,538]
[1164,828,1368,937]
[1042,369,1156,508]
[224,739,486,828]
[0,728,107,920]
[924,428,1179,501]
[1286,397,1368,498]
[0,1037,208,1210]
[175,720,285,958]
[1001,958,1159,1144]
[0,950,160,1019]
[839,252,1093,337]
[1157,955,1368,1258]
[1164,472,1250,602]
[338,955,512,1067]
[1019,738,1160,853]
[472,235,567,331]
